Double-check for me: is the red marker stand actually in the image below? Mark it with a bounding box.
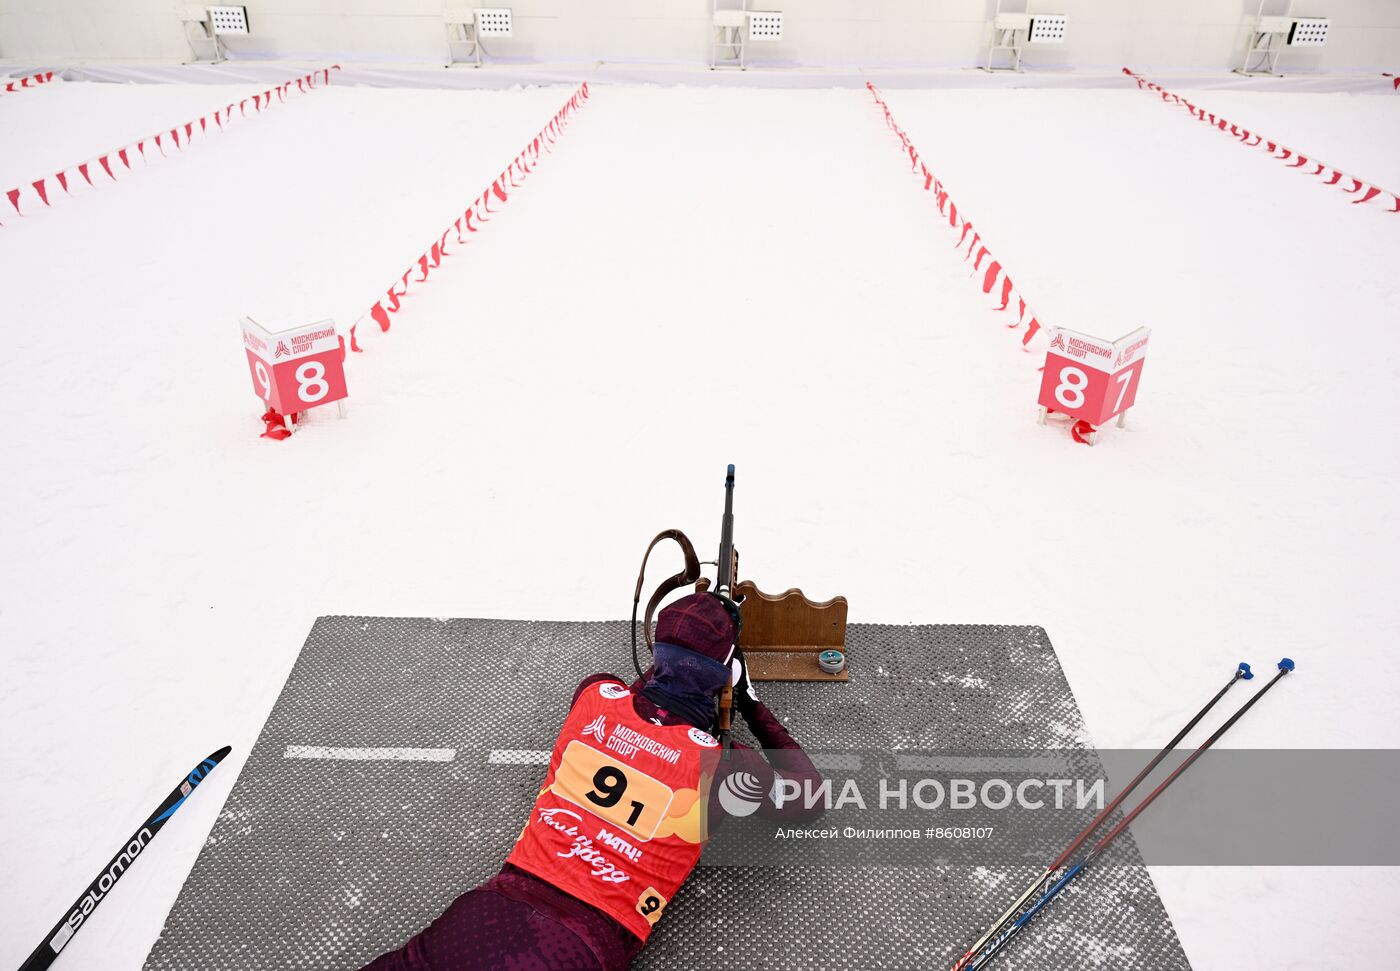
[241,317,348,440]
[1037,326,1150,445]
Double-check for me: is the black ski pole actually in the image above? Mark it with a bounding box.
[949,661,1254,971]
[18,747,231,971]
[968,658,1295,970]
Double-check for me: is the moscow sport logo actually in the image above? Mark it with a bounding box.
[599,683,630,700]
[1049,332,1066,351]
[273,340,291,359]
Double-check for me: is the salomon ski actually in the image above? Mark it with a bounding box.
[18,747,232,971]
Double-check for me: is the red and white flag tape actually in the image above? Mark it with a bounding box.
[1385,72,1399,92]
[1,71,55,95]
[1123,67,1399,214]
[866,83,1046,352]
[347,82,590,354]
[1,65,341,228]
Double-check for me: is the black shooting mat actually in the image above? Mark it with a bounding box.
[144,619,1190,971]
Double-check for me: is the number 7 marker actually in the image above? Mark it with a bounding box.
[1113,367,1135,413]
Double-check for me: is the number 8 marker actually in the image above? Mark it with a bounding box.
[241,317,349,425]
[295,361,329,404]
[1054,366,1088,410]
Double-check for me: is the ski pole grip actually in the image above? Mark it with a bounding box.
[1237,662,1253,680]
[1277,657,1295,672]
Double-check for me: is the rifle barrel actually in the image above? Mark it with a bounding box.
[717,464,735,596]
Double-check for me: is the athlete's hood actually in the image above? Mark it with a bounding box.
[640,642,729,728]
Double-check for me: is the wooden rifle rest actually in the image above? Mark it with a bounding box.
[734,581,849,682]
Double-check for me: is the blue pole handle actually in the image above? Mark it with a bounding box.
[1278,657,1295,672]
[1237,662,1253,680]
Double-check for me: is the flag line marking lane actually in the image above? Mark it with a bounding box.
[284,745,457,762]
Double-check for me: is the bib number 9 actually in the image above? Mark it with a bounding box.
[586,766,646,826]
[636,887,668,926]
[554,740,676,840]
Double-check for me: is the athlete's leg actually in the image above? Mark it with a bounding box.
[359,884,609,971]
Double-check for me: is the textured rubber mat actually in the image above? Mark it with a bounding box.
[144,618,1190,971]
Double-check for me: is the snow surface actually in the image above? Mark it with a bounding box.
[2,76,1398,970]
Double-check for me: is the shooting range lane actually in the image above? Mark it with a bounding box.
[1,82,572,324]
[0,80,260,192]
[0,82,581,971]
[877,85,1400,971]
[1144,87,1400,191]
[867,85,1400,749]
[343,83,1026,468]
[143,617,1188,971]
[874,86,1399,360]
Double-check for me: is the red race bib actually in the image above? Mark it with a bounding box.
[507,681,720,940]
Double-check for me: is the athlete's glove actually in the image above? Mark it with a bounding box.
[729,649,760,720]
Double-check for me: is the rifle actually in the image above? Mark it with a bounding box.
[631,464,741,753]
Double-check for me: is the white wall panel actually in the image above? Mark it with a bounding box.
[0,0,1396,71]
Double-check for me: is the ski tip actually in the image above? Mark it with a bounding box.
[210,745,233,762]
[1278,657,1295,672]
[1237,662,1253,680]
